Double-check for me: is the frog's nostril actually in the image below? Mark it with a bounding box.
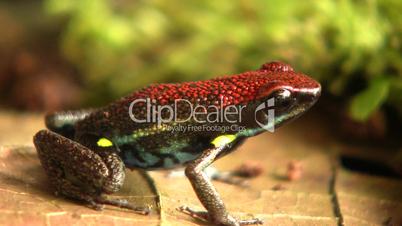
[306,84,321,97]
[306,86,321,100]
[315,85,322,97]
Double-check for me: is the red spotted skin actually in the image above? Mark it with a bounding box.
[115,62,318,109]
[69,61,321,170]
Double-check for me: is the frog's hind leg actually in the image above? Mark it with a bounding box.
[33,130,149,214]
[45,110,93,139]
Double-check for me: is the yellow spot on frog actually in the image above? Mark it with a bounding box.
[211,134,236,147]
[97,138,113,147]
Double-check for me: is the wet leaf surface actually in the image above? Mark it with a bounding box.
[337,170,402,225]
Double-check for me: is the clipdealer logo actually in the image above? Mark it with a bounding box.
[255,97,275,132]
[128,97,276,132]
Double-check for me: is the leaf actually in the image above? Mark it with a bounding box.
[336,169,402,225]
[349,77,390,121]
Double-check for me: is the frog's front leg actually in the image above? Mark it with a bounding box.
[33,130,148,214]
[180,146,263,226]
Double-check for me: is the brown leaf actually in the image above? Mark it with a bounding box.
[336,170,402,225]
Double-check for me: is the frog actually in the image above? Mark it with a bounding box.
[33,61,321,226]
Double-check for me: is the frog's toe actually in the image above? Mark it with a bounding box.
[239,218,264,225]
[95,196,150,215]
[178,206,262,226]
[212,215,263,226]
[87,199,104,211]
[177,205,209,222]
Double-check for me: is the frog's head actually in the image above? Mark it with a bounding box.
[251,62,321,130]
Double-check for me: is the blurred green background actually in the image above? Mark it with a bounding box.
[1,0,402,140]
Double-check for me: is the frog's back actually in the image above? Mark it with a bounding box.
[75,72,264,134]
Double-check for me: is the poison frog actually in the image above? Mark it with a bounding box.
[33,61,321,226]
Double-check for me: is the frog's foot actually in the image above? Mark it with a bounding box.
[77,195,149,214]
[95,196,150,215]
[178,205,263,226]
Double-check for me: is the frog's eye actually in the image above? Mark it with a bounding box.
[273,89,292,101]
[276,89,291,98]
[273,89,294,108]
